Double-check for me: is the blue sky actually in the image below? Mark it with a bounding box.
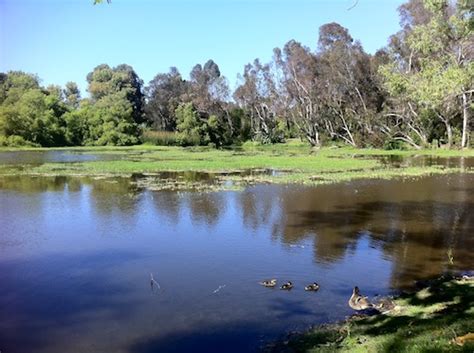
[1,0,405,95]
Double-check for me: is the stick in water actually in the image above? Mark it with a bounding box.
[150,273,161,289]
[213,284,226,294]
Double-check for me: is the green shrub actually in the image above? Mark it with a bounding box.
[383,138,407,150]
[175,103,210,146]
[0,135,39,147]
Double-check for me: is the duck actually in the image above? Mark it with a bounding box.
[259,279,277,288]
[374,297,396,313]
[305,282,320,291]
[280,281,293,290]
[348,286,373,310]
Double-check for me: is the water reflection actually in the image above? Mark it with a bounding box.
[1,174,472,286]
[272,177,474,288]
[0,172,472,353]
[0,150,125,164]
[364,154,474,170]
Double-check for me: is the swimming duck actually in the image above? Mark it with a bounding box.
[305,282,320,291]
[280,281,293,290]
[259,279,277,288]
[348,286,373,310]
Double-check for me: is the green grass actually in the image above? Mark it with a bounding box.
[0,142,472,190]
[267,277,474,353]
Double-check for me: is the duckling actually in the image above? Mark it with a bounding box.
[259,279,277,288]
[374,297,396,313]
[280,281,293,290]
[348,286,373,310]
[305,282,320,291]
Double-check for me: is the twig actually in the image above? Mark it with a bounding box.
[347,0,359,10]
[290,244,305,248]
[213,284,226,293]
[150,273,161,290]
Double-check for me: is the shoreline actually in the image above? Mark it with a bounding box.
[263,275,474,353]
[1,145,473,191]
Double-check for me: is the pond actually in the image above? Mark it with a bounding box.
[0,159,473,353]
[0,150,127,165]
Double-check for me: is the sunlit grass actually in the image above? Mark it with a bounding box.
[269,277,474,353]
[0,142,472,190]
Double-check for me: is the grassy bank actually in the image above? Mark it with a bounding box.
[266,276,474,353]
[0,142,473,190]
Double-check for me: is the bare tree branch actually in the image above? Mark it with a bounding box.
[347,0,359,11]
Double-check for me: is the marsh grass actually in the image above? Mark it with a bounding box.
[142,130,178,146]
[0,143,472,190]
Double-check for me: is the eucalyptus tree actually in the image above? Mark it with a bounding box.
[188,60,234,138]
[271,23,384,147]
[63,82,81,109]
[273,40,322,146]
[316,23,383,146]
[381,0,473,148]
[234,59,283,143]
[145,67,189,131]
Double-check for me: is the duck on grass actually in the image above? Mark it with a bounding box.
[264,275,474,353]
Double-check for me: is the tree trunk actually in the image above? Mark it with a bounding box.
[461,92,470,148]
[303,122,320,147]
[305,130,319,147]
[446,121,453,149]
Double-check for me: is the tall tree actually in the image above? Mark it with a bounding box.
[87,64,145,124]
[274,41,321,146]
[381,0,473,148]
[234,59,283,143]
[145,67,188,131]
[317,23,383,146]
[0,72,68,146]
[84,64,143,145]
[63,82,81,109]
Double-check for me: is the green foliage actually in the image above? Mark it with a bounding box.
[3,0,474,150]
[380,0,473,148]
[229,107,251,142]
[383,139,408,150]
[63,82,81,109]
[0,68,141,147]
[82,93,140,146]
[63,109,87,146]
[87,64,145,124]
[0,135,38,147]
[0,81,68,147]
[175,103,210,146]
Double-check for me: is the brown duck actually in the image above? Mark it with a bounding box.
[348,286,373,310]
[305,282,320,291]
[280,281,293,290]
[259,279,277,288]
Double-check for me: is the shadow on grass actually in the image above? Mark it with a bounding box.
[267,277,474,353]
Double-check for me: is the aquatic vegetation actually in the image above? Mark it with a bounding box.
[0,145,472,191]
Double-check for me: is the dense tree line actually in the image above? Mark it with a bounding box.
[0,64,144,146]
[1,0,472,148]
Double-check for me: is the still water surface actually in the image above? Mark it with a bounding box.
[0,157,473,353]
[0,150,125,165]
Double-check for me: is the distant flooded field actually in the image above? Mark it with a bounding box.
[0,152,472,353]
